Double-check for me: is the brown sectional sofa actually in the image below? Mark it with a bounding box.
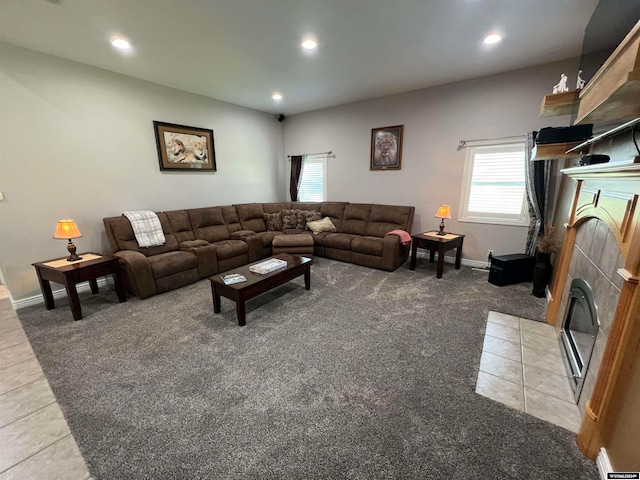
[103,202,414,299]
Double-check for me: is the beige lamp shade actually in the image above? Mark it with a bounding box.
[434,205,452,219]
[53,219,82,239]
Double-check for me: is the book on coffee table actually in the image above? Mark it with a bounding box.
[221,273,247,285]
[249,258,288,274]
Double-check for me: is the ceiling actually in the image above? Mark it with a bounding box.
[0,0,600,115]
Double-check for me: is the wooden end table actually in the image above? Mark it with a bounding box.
[410,231,465,278]
[210,253,312,326]
[32,253,127,321]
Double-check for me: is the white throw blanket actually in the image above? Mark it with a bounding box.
[122,211,166,248]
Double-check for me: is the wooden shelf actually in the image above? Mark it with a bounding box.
[539,90,580,118]
[576,19,640,125]
[531,142,583,160]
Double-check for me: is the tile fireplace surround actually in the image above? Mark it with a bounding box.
[546,161,640,461]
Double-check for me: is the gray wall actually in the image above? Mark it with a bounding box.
[283,58,579,262]
[0,42,285,301]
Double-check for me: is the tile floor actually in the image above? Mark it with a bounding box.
[476,310,582,432]
[0,285,91,480]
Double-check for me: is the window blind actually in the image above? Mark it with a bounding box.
[298,156,325,202]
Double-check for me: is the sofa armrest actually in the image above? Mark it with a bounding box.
[180,240,209,249]
[180,241,218,277]
[381,235,409,271]
[231,230,256,238]
[114,250,157,299]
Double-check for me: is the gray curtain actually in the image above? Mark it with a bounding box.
[289,155,303,201]
[524,132,552,256]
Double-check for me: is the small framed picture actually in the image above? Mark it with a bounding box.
[153,121,216,171]
[370,125,403,170]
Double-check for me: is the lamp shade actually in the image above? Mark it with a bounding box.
[434,205,452,219]
[53,219,82,239]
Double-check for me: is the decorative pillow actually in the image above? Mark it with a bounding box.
[280,209,299,229]
[307,216,337,235]
[295,209,322,229]
[264,213,283,231]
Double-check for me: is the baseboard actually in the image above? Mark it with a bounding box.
[597,447,612,479]
[414,251,488,269]
[12,278,111,310]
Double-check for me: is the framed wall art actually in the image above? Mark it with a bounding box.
[153,121,216,171]
[370,125,403,170]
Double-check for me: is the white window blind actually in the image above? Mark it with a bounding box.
[459,142,528,226]
[298,154,327,202]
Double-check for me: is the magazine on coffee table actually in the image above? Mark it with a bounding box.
[249,258,288,275]
[221,273,247,285]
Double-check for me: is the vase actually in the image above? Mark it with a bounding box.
[532,251,553,298]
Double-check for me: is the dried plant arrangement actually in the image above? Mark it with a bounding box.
[536,223,561,254]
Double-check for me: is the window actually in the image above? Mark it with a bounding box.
[459,141,528,226]
[298,154,327,202]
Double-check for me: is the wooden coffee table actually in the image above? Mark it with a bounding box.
[209,253,312,326]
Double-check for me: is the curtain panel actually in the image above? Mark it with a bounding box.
[524,132,552,256]
[289,155,303,201]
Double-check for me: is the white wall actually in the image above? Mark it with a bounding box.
[283,58,578,262]
[0,42,285,301]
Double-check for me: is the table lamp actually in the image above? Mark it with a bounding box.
[53,219,83,262]
[434,205,451,236]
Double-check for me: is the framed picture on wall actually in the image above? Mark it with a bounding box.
[153,121,216,171]
[370,125,403,170]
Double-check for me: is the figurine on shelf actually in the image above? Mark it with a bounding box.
[576,70,586,89]
[552,73,569,94]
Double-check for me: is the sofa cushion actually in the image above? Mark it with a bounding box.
[213,239,249,260]
[166,210,196,244]
[307,217,337,235]
[147,250,198,279]
[235,203,267,232]
[264,212,283,231]
[220,205,243,233]
[296,209,322,229]
[320,202,347,231]
[262,202,292,214]
[280,209,299,229]
[323,233,358,250]
[351,236,384,256]
[365,204,414,237]
[340,204,371,235]
[188,207,231,243]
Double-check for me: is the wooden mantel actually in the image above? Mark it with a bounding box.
[546,162,640,459]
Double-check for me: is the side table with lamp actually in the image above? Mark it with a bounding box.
[32,219,127,320]
[410,205,465,278]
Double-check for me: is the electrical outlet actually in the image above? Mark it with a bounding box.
[487,249,494,261]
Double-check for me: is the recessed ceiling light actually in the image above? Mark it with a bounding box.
[301,39,318,50]
[272,93,283,101]
[111,37,131,50]
[484,33,502,45]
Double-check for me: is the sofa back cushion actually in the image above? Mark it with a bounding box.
[292,202,321,212]
[188,207,231,243]
[220,205,242,233]
[235,203,267,232]
[103,213,179,256]
[320,202,347,231]
[365,204,415,237]
[262,202,291,214]
[340,203,371,235]
[165,210,196,244]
